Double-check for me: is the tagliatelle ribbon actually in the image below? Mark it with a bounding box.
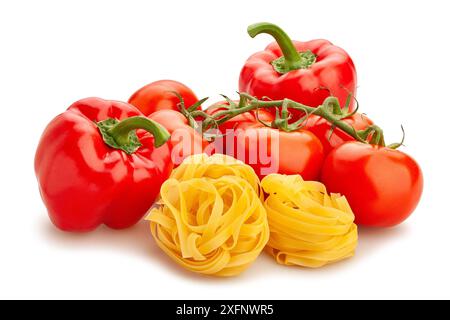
[261,174,358,268]
[170,153,262,197]
[146,154,269,277]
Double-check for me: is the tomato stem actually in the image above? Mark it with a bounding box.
[367,125,386,147]
[387,125,405,149]
[183,92,392,146]
[201,93,390,146]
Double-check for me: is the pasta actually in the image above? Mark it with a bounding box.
[147,154,269,277]
[261,174,358,268]
[170,153,262,196]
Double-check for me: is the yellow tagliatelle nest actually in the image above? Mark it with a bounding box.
[261,174,358,268]
[147,154,269,277]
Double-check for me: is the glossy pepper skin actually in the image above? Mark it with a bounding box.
[35,98,172,232]
[239,23,357,112]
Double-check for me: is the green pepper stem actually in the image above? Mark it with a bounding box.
[109,116,170,148]
[247,22,302,71]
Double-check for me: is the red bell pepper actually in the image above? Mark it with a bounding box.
[34,98,172,232]
[239,22,357,112]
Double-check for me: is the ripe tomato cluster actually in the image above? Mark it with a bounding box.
[128,79,423,228]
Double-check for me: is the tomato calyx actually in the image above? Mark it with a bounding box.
[354,124,405,149]
[170,90,209,130]
[386,125,406,149]
[199,93,363,136]
[173,91,405,149]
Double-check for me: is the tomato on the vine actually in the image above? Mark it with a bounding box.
[206,100,274,132]
[321,142,423,227]
[148,109,206,166]
[304,113,373,155]
[129,80,199,116]
[207,104,324,180]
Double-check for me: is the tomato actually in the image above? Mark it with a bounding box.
[129,80,199,116]
[304,113,373,155]
[207,106,323,179]
[148,109,206,166]
[321,142,423,227]
[206,100,274,132]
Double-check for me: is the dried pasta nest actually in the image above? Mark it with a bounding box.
[147,154,269,276]
[261,174,358,268]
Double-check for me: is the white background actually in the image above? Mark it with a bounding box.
[1,0,449,300]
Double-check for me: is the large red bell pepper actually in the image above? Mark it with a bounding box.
[239,22,357,112]
[35,98,172,232]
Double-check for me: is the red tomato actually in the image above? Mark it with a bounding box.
[304,113,373,155]
[321,142,423,227]
[129,80,199,116]
[207,105,324,179]
[148,109,206,166]
[206,100,274,132]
